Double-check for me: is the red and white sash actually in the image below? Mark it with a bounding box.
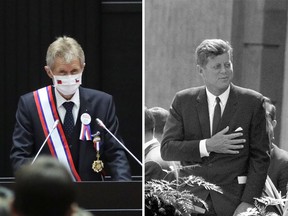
[33,86,81,182]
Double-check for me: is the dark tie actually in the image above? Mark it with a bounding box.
[212,97,221,135]
[63,102,74,138]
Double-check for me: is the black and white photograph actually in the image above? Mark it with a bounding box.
[145,0,288,216]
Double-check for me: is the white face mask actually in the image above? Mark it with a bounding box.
[53,73,82,96]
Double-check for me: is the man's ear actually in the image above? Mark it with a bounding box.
[272,120,277,129]
[80,63,86,75]
[66,203,79,216]
[44,66,53,79]
[197,65,203,75]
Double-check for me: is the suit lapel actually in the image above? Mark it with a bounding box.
[219,84,238,130]
[196,88,211,138]
[77,87,98,130]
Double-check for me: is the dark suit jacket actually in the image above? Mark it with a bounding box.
[10,86,131,181]
[161,84,270,215]
[268,143,288,195]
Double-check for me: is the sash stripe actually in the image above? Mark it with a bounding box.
[33,86,81,182]
[33,91,57,157]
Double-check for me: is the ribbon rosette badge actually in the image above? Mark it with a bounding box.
[79,113,92,141]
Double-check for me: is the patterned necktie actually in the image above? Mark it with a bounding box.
[212,97,221,135]
[63,101,74,138]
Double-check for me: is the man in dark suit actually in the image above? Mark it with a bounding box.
[264,97,288,196]
[10,36,131,181]
[161,39,270,216]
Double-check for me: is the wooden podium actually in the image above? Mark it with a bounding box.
[0,179,142,216]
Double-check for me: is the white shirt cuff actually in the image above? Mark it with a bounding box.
[199,139,209,157]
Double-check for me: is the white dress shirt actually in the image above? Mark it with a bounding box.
[199,85,230,157]
[54,88,80,125]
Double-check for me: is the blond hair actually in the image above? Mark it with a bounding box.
[46,36,85,69]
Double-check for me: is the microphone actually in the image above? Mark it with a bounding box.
[96,118,142,166]
[31,119,60,164]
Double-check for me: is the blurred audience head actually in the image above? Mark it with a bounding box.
[148,107,169,142]
[0,186,14,216]
[12,156,76,216]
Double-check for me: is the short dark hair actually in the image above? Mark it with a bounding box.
[145,107,155,134]
[13,156,76,216]
[195,39,233,67]
[148,107,169,135]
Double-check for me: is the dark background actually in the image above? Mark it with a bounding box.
[0,0,142,178]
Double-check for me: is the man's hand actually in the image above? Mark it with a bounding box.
[206,126,245,154]
[233,202,254,216]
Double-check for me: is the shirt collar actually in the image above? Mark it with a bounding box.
[144,137,159,150]
[206,85,230,106]
[54,87,80,109]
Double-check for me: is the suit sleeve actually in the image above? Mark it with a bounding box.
[102,96,131,181]
[10,95,35,172]
[161,94,202,163]
[241,97,270,204]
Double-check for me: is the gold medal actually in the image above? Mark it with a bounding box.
[92,160,104,173]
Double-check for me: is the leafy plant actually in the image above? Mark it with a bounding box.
[145,176,222,216]
[238,196,288,216]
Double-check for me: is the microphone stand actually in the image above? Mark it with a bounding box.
[31,120,59,164]
[96,118,142,166]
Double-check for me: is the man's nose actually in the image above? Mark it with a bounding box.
[220,65,226,73]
